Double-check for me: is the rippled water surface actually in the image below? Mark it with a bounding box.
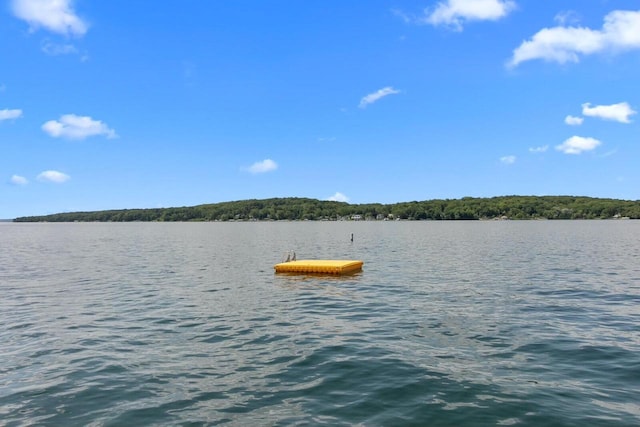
[1,221,639,426]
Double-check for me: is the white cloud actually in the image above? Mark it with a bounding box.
[37,170,70,183]
[500,155,516,164]
[392,9,412,24]
[359,87,400,108]
[0,109,23,121]
[327,192,350,202]
[41,40,78,56]
[555,136,601,154]
[529,145,548,153]
[425,0,515,30]
[182,61,197,85]
[42,114,117,140]
[317,137,336,143]
[582,102,636,123]
[11,0,88,36]
[247,159,278,174]
[554,10,580,26]
[10,175,29,185]
[564,115,583,126]
[509,10,640,67]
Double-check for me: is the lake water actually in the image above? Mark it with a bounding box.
[1,221,639,426]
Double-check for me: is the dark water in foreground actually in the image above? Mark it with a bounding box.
[1,221,639,426]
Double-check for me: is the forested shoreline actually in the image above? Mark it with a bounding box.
[12,196,640,222]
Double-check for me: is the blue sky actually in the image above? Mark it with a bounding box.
[2,0,639,218]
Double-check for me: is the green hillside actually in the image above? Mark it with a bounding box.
[13,196,640,222]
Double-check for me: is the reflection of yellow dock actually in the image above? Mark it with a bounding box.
[274,260,364,275]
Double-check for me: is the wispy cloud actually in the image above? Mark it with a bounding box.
[246,159,278,174]
[182,61,197,87]
[317,137,336,143]
[600,149,618,158]
[327,192,349,203]
[564,115,583,126]
[42,114,117,140]
[582,102,636,123]
[11,0,88,36]
[359,87,400,109]
[10,175,29,185]
[500,155,516,165]
[423,0,515,31]
[41,40,78,56]
[556,136,601,155]
[509,10,640,67]
[392,9,413,24]
[554,10,581,26]
[37,170,70,183]
[529,145,548,153]
[0,108,23,121]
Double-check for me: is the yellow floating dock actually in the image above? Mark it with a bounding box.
[274,260,364,275]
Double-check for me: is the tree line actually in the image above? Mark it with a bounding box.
[13,196,640,222]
